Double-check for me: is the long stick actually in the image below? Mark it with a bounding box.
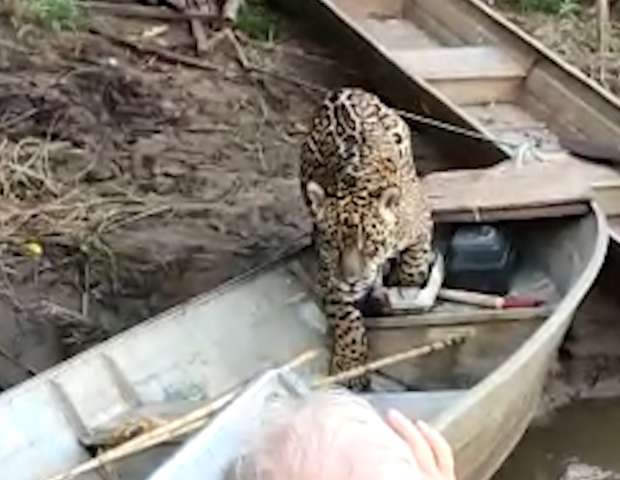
[312,333,471,388]
[45,348,321,480]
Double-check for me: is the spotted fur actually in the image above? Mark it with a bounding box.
[300,87,434,390]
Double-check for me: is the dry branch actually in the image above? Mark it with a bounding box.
[89,23,223,72]
[224,27,249,68]
[83,1,218,20]
[90,24,328,94]
[0,343,38,377]
[189,18,209,54]
[0,38,32,54]
[33,300,97,327]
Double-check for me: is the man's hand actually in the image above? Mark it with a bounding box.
[386,410,456,480]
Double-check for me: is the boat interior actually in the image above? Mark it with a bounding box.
[292,214,593,393]
[1,210,601,480]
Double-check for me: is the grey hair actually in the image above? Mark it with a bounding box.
[231,388,416,480]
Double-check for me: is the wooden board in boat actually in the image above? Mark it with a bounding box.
[423,157,609,222]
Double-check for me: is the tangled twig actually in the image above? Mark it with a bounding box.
[0,137,217,246]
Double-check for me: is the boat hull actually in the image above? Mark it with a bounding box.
[0,206,607,480]
[434,206,608,480]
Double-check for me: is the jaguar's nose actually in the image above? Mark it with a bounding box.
[340,247,365,283]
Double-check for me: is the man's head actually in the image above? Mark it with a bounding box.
[233,389,419,480]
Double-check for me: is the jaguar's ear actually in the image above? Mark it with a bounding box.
[306,181,325,217]
[378,186,400,223]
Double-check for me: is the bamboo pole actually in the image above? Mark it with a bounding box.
[312,333,471,388]
[45,349,321,480]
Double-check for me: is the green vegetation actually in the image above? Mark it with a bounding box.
[502,0,581,15]
[236,0,280,41]
[1,0,84,31]
[28,0,84,30]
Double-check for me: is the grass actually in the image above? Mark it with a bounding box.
[1,0,84,31]
[236,0,280,42]
[500,0,582,15]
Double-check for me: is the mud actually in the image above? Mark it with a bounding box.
[0,8,356,387]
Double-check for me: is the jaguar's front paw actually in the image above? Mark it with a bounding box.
[330,355,371,392]
[358,286,391,317]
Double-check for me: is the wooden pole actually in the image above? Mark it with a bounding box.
[597,0,611,82]
[312,333,471,388]
[45,349,321,480]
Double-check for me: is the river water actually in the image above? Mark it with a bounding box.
[494,398,620,479]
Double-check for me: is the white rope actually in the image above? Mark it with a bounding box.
[511,141,545,168]
[303,82,546,166]
[394,108,521,150]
